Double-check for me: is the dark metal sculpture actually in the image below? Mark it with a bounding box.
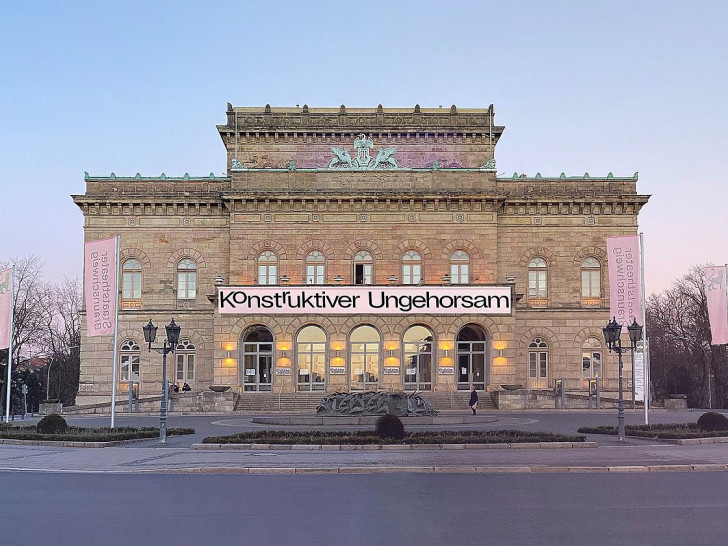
[316,391,437,417]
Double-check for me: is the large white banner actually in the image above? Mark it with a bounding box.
[633,351,644,402]
[0,267,12,349]
[84,238,117,337]
[705,266,728,345]
[607,235,643,329]
[218,286,513,315]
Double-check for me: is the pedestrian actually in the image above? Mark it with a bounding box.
[469,385,478,415]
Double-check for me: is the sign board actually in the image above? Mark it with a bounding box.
[384,367,400,375]
[633,352,645,402]
[217,286,512,315]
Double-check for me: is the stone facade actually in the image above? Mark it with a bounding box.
[72,104,649,406]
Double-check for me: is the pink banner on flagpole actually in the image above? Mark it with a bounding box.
[84,237,117,337]
[607,235,643,330]
[0,267,12,349]
[705,266,728,345]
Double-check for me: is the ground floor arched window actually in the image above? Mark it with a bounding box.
[241,325,273,391]
[403,325,433,391]
[296,325,327,391]
[175,339,196,390]
[457,324,487,390]
[528,337,549,389]
[349,325,381,391]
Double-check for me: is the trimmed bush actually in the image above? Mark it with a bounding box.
[36,414,68,435]
[697,412,728,432]
[374,414,405,440]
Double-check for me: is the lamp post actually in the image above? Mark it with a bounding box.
[602,317,643,441]
[142,318,181,444]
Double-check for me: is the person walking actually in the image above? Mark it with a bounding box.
[469,385,478,415]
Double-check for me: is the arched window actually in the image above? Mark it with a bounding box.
[119,340,140,383]
[257,251,277,285]
[456,324,486,390]
[581,257,601,300]
[353,250,373,285]
[241,325,274,391]
[450,250,470,284]
[177,259,197,299]
[528,337,549,388]
[403,325,433,391]
[296,325,327,391]
[122,259,142,300]
[349,325,380,390]
[175,339,196,389]
[582,337,602,380]
[528,257,548,301]
[305,251,326,285]
[402,251,422,285]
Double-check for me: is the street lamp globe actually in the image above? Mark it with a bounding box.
[627,318,643,349]
[166,318,181,349]
[143,319,158,345]
[602,317,621,350]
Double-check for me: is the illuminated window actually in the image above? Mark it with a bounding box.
[305,251,326,285]
[122,259,142,299]
[349,325,380,390]
[402,250,422,285]
[296,325,327,391]
[257,251,278,285]
[403,325,433,390]
[176,258,197,299]
[450,250,470,284]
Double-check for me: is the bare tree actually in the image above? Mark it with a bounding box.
[39,278,82,404]
[647,265,728,408]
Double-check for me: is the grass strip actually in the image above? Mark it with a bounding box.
[202,430,585,445]
[578,423,728,440]
[0,426,195,442]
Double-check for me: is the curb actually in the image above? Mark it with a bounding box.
[3,464,727,475]
[192,441,598,451]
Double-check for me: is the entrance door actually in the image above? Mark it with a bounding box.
[456,324,487,390]
[241,325,273,392]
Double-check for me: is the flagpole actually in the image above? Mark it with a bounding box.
[639,232,649,424]
[4,265,15,423]
[109,236,120,428]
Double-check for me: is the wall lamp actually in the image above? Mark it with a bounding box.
[279,275,290,284]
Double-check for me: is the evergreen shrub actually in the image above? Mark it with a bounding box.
[697,412,728,432]
[36,413,68,435]
[375,413,405,440]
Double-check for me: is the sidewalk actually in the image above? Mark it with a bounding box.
[1,437,728,475]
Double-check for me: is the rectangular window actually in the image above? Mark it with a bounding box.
[582,271,600,297]
[120,355,140,382]
[529,271,547,298]
[354,264,372,285]
[306,265,324,284]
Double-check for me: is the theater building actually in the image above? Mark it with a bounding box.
[73,104,649,408]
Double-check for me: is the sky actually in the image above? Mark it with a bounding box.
[1,0,727,295]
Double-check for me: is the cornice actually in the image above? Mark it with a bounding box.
[219,103,505,136]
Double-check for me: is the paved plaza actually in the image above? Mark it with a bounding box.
[1,410,727,475]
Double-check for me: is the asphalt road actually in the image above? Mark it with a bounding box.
[2,471,727,545]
